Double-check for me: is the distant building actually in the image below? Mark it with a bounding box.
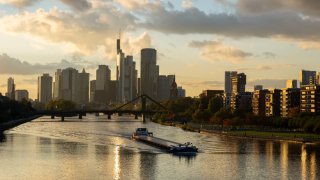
[53,69,62,100]
[38,74,52,104]
[77,69,89,105]
[254,85,263,91]
[225,71,237,94]
[90,80,96,103]
[6,77,15,100]
[15,90,29,101]
[265,89,281,117]
[230,72,247,111]
[252,89,269,116]
[201,90,224,98]
[157,75,176,101]
[223,93,232,109]
[140,48,159,99]
[299,70,316,86]
[300,85,320,114]
[177,87,186,98]
[230,92,252,112]
[53,68,89,104]
[117,39,138,103]
[280,88,300,118]
[232,73,246,94]
[96,65,111,91]
[286,80,298,89]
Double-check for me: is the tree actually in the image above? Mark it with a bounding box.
[208,96,223,114]
[46,99,76,111]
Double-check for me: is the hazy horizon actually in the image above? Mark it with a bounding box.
[1,0,320,99]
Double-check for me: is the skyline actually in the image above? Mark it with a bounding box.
[1,0,320,99]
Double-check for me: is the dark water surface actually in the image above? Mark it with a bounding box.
[0,115,319,179]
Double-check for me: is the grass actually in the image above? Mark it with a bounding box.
[229,130,320,139]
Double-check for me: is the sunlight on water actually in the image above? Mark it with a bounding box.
[114,146,120,180]
[0,115,319,179]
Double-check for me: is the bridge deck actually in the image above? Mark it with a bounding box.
[134,136,181,151]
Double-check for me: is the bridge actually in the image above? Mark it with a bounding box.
[33,94,169,122]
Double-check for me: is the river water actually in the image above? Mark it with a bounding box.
[0,115,319,180]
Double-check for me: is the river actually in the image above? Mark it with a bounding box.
[0,115,319,179]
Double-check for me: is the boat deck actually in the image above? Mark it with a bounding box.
[134,135,181,151]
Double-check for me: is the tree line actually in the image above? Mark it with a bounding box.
[153,96,320,134]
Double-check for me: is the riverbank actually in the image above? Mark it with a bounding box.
[0,115,41,132]
[161,122,320,144]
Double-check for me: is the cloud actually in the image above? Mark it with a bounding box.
[140,3,320,48]
[0,5,137,57]
[181,0,193,9]
[113,0,149,10]
[60,0,92,11]
[236,0,320,17]
[263,52,276,59]
[0,0,40,8]
[189,40,252,62]
[0,53,96,75]
[248,79,286,89]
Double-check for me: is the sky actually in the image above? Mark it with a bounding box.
[0,0,320,99]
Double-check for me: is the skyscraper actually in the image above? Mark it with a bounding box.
[177,87,186,98]
[38,73,53,104]
[141,48,159,99]
[157,75,176,101]
[286,79,298,88]
[116,39,138,103]
[6,77,15,99]
[254,85,263,91]
[96,65,111,91]
[76,69,89,105]
[53,67,89,104]
[225,71,237,93]
[15,90,28,101]
[299,70,316,86]
[53,69,62,100]
[232,73,246,94]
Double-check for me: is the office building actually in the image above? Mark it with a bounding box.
[232,73,246,94]
[254,85,263,91]
[265,89,281,117]
[280,88,300,118]
[141,48,159,99]
[300,85,320,114]
[252,89,269,116]
[38,74,53,104]
[116,40,138,103]
[53,69,62,100]
[225,71,237,94]
[201,90,224,98]
[53,68,89,104]
[286,80,298,89]
[230,92,252,112]
[299,70,316,86]
[96,65,111,91]
[177,87,186,98]
[15,90,29,101]
[6,77,15,100]
[157,75,176,101]
[90,80,96,103]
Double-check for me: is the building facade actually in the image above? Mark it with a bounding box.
[6,77,15,100]
[300,85,320,114]
[299,70,316,86]
[38,73,53,104]
[140,48,159,99]
[177,86,186,98]
[265,89,281,117]
[280,88,300,117]
[15,90,29,101]
[252,89,269,116]
[286,80,298,89]
[225,71,237,94]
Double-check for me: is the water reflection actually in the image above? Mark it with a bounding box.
[114,146,121,180]
[280,142,288,180]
